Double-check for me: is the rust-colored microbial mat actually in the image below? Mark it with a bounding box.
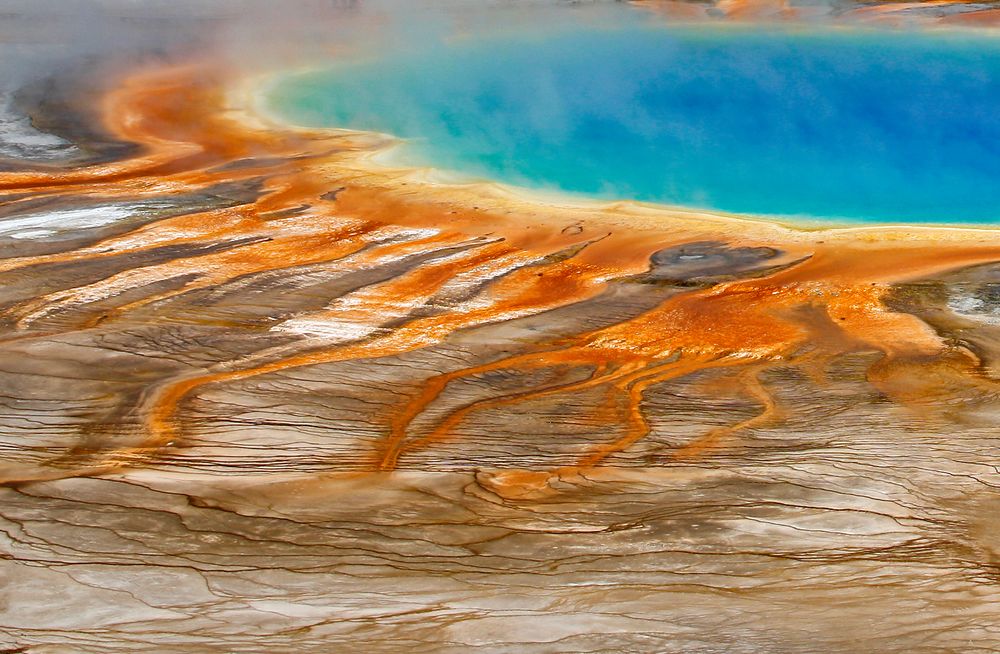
[3,2,1000,652]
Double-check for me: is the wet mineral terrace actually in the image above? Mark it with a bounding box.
[2,2,1000,652]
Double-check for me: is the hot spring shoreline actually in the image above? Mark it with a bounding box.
[2,60,998,485]
[261,20,1000,228]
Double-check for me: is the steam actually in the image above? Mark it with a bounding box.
[0,1,634,86]
[0,0,639,164]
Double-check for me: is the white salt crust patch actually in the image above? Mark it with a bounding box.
[948,293,1000,326]
[0,205,137,240]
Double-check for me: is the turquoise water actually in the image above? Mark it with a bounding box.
[268,26,1000,224]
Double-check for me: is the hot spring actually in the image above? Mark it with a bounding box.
[266,25,1000,225]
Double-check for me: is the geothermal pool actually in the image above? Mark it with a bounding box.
[268,26,1000,224]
